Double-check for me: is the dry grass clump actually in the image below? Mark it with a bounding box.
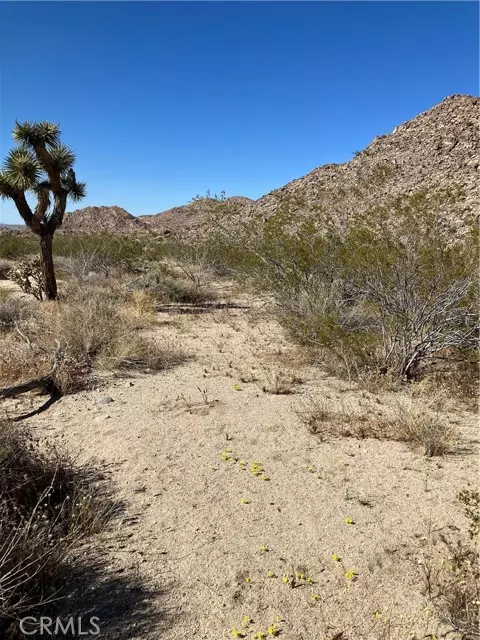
[99,334,187,372]
[436,537,480,635]
[396,408,457,457]
[261,369,303,395]
[298,398,458,456]
[0,281,186,396]
[0,419,112,635]
[0,337,49,386]
[297,398,393,441]
[38,281,185,371]
[139,263,218,306]
[0,294,33,332]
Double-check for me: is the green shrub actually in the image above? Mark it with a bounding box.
[212,189,479,384]
[0,234,37,259]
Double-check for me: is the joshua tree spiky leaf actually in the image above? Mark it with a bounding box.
[48,144,76,174]
[2,148,41,189]
[13,120,61,149]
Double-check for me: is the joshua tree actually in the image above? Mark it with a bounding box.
[0,121,86,300]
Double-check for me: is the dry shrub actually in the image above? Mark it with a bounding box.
[139,263,217,305]
[413,364,479,412]
[396,407,457,457]
[419,498,479,639]
[261,369,303,395]
[0,420,112,633]
[122,289,157,328]
[435,537,480,636]
[98,335,187,372]
[8,257,44,300]
[0,281,186,395]
[0,336,90,396]
[34,282,186,374]
[0,259,12,280]
[0,338,49,386]
[297,398,393,441]
[299,398,458,456]
[0,295,33,332]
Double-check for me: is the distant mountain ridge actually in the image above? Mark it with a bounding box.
[40,94,480,237]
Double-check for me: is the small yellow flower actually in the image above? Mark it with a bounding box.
[344,568,358,581]
[233,384,242,391]
[311,594,320,602]
[267,624,279,636]
[331,553,341,562]
[242,616,253,627]
[306,465,315,473]
[240,498,250,504]
[260,474,270,481]
[282,574,290,584]
[253,633,266,640]
[374,610,381,620]
[244,576,252,583]
[259,545,269,553]
[267,570,277,578]
[344,516,355,525]
[231,629,245,638]
[251,461,263,476]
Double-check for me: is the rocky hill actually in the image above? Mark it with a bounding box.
[61,205,148,234]
[58,95,478,237]
[244,94,479,234]
[139,196,253,235]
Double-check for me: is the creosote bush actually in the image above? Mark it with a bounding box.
[209,188,479,392]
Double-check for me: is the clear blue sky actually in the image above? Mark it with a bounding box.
[0,1,478,224]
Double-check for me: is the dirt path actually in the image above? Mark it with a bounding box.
[27,298,477,639]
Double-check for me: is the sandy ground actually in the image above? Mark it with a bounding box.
[5,288,478,639]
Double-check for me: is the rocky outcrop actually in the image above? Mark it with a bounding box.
[61,206,148,234]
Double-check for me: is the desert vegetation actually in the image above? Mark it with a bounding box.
[203,187,478,397]
[0,418,113,636]
[0,121,87,299]
[0,99,478,639]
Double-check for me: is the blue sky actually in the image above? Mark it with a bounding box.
[0,1,478,224]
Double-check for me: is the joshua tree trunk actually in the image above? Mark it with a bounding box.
[39,231,57,300]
